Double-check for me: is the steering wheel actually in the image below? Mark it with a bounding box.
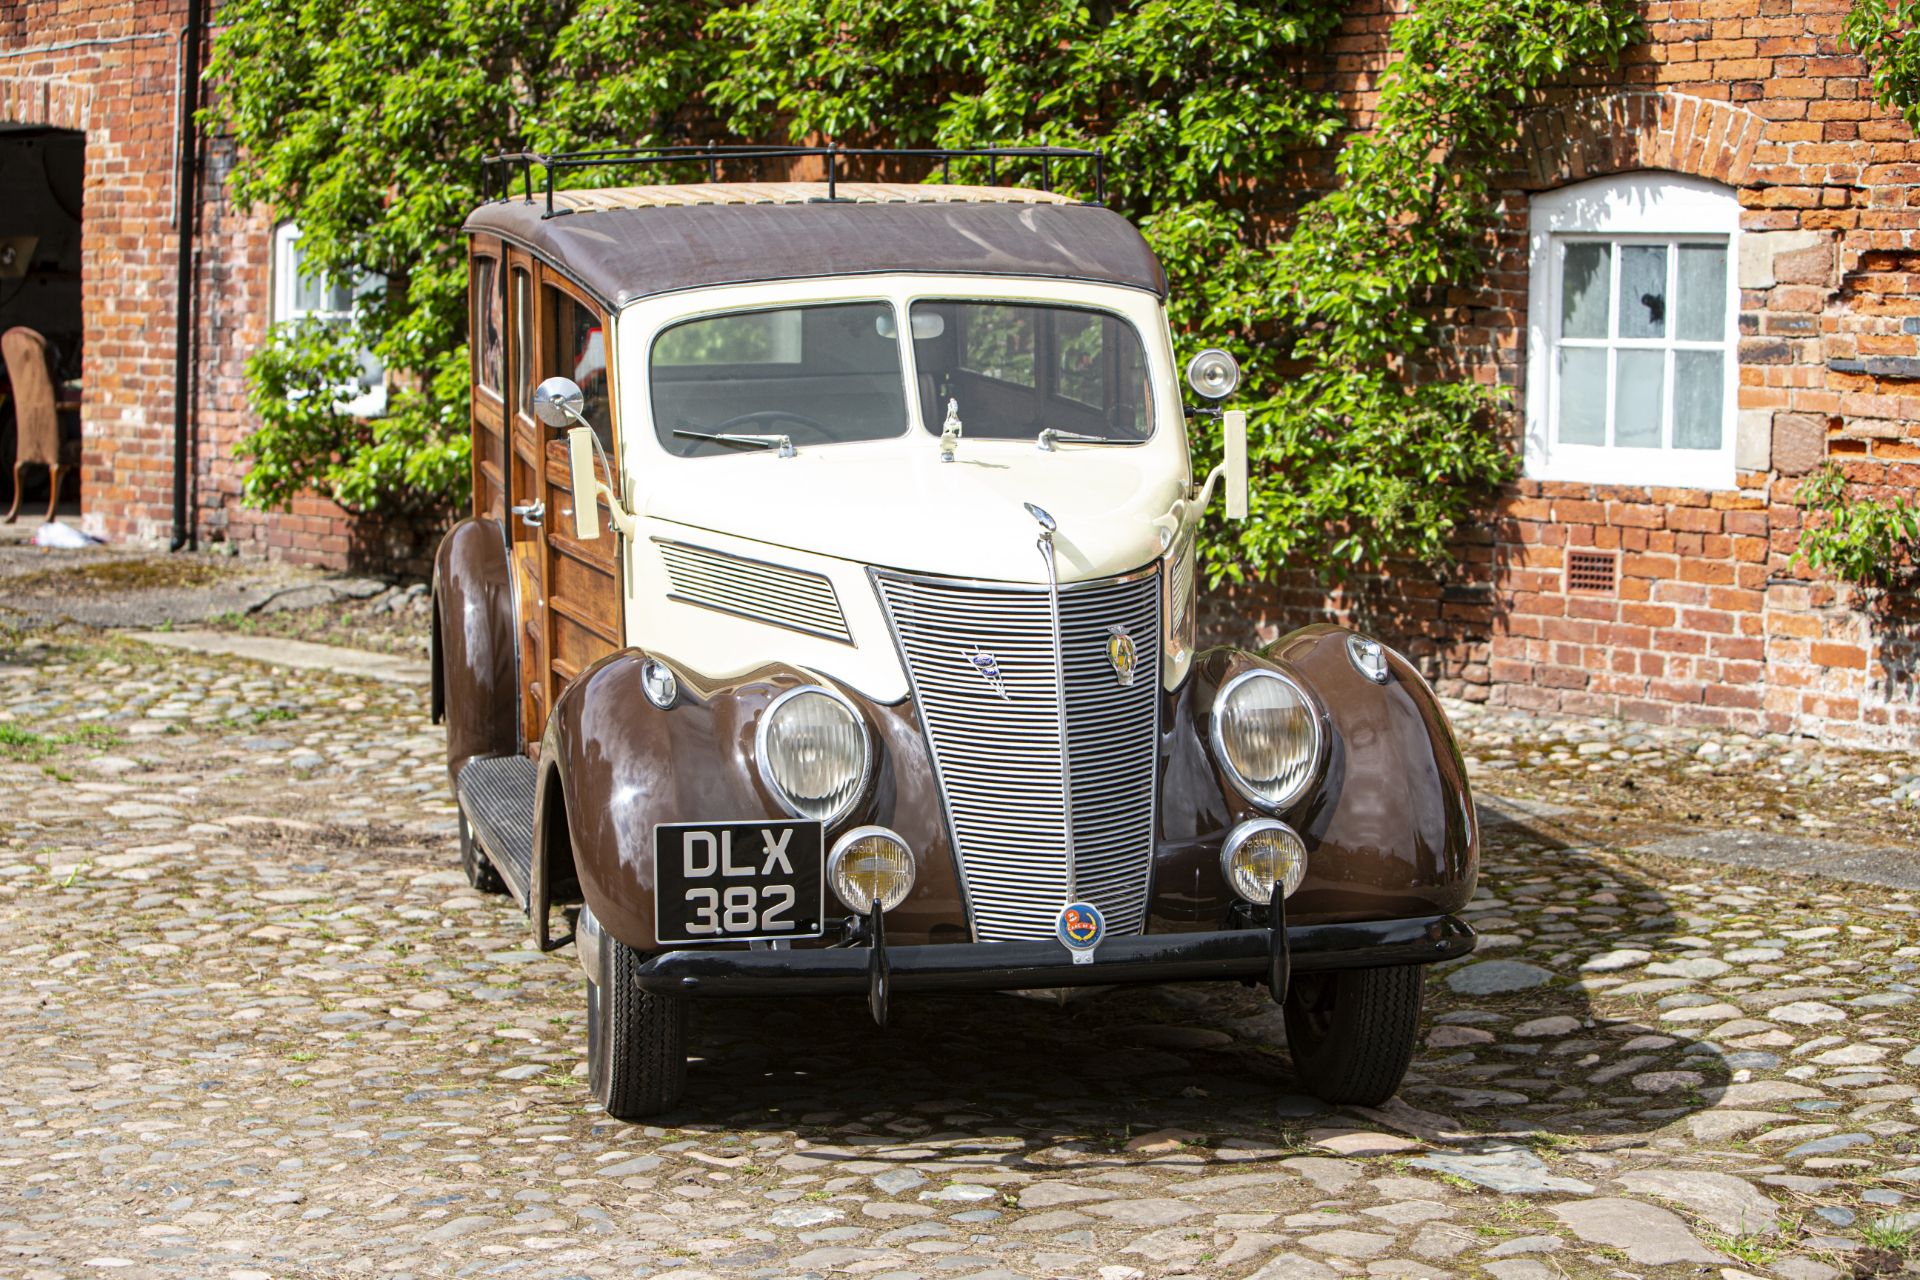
[708,409,837,441]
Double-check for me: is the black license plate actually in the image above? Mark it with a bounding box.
[654,820,825,944]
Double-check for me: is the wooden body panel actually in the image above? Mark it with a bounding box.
[468,236,625,755]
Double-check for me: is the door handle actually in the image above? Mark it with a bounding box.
[511,501,545,528]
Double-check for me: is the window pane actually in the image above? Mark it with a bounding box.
[511,268,531,418]
[960,305,1037,387]
[1620,245,1668,339]
[552,290,611,450]
[651,303,906,455]
[1560,243,1610,339]
[1557,347,1607,445]
[473,258,502,393]
[912,300,1153,441]
[1614,349,1665,447]
[654,310,802,365]
[1673,350,1724,450]
[1676,244,1727,342]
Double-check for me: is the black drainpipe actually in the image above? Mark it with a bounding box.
[170,0,206,552]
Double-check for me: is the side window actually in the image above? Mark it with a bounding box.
[547,286,612,449]
[472,255,502,394]
[510,267,532,419]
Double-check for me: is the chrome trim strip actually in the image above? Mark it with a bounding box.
[1033,522,1076,901]
[872,562,1159,593]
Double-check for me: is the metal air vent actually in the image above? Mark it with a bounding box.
[1566,549,1618,595]
[655,539,852,643]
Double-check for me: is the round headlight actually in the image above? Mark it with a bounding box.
[1221,819,1308,904]
[756,685,870,824]
[828,826,917,914]
[1210,668,1321,811]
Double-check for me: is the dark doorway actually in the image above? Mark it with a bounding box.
[0,126,85,518]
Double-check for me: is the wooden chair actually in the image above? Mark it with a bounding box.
[1,327,79,523]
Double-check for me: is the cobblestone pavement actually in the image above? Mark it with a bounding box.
[1,629,1916,1280]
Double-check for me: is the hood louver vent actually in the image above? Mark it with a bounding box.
[655,539,852,644]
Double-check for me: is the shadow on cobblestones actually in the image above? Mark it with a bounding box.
[643,812,1730,1153]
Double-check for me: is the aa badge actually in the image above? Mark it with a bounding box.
[1055,901,1106,965]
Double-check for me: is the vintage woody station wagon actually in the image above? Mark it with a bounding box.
[432,146,1479,1119]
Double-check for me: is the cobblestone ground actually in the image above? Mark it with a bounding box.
[1,628,1916,1280]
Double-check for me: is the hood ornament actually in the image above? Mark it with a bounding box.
[940,398,963,463]
[961,645,1009,701]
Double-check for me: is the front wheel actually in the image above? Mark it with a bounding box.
[1282,965,1425,1106]
[587,933,688,1120]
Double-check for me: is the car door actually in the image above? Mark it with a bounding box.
[537,275,625,706]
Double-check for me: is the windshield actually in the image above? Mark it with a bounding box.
[909,300,1152,442]
[651,302,908,457]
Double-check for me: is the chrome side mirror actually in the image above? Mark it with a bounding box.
[1223,409,1248,521]
[532,376,585,429]
[566,426,601,541]
[1185,348,1240,401]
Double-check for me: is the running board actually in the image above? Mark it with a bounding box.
[457,753,537,903]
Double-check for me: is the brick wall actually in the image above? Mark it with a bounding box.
[1215,1,1920,749]
[0,0,391,570]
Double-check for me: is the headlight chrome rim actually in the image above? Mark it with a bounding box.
[754,682,873,827]
[1220,818,1309,904]
[828,825,917,914]
[1208,666,1323,813]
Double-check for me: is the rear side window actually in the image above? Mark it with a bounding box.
[472,256,502,393]
[651,303,907,457]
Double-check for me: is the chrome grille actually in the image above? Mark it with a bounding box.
[874,568,1161,941]
[656,539,851,643]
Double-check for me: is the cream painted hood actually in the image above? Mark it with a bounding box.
[639,435,1190,584]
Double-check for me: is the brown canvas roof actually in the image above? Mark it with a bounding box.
[463,182,1166,310]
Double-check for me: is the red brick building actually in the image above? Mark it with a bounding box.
[1,0,374,564]
[4,0,1917,745]
[1229,1,1920,750]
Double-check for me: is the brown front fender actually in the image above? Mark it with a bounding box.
[1150,625,1478,928]
[544,651,969,956]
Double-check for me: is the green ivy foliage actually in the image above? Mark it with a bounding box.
[1793,463,1919,594]
[711,0,1639,581]
[207,0,1641,575]
[205,0,581,515]
[1846,0,1920,132]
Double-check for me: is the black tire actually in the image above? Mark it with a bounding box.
[458,807,507,895]
[1282,964,1425,1106]
[587,933,688,1120]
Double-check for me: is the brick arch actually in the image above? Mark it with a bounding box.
[1513,90,1765,191]
[0,75,89,131]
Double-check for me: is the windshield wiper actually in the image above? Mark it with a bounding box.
[1037,428,1135,452]
[673,427,796,458]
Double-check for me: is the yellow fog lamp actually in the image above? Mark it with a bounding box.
[1221,819,1308,904]
[828,826,917,914]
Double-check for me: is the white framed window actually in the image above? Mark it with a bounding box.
[1525,173,1739,489]
[270,221,388,418]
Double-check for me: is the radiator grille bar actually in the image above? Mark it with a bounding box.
[874,567,1161,941]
